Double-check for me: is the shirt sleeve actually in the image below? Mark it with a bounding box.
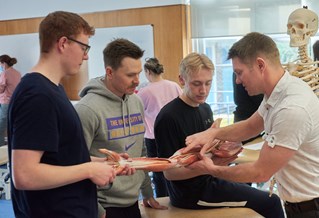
[12,93,59,152]
[74,103,99,150]
[263,106,311,150]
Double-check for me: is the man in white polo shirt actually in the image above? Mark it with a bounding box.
[185,32,319,218]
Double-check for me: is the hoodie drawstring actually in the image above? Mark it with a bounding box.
[122,98,132,136]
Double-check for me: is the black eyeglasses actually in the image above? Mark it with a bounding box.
[67,37,91,55]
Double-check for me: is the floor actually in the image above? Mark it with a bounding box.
[0,156,13,217]
[0,194,14,218]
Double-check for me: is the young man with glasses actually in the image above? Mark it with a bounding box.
[7,11,130,218]
[67,36,91,55]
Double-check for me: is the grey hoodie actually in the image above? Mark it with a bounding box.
[75,77,153,215]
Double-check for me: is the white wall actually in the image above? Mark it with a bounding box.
[89,25,154,83]
[0,0,187,20]
[0,26,153,86]
[0,33,39,74]
[0,0,186,84]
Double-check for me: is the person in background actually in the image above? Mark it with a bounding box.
[137,57,182,197]
[155,52,284,218]
[0,55,21,147]
[232,73,263,144]
[7,11,124,218]
[184,32,319,218]
[75,38,166,218]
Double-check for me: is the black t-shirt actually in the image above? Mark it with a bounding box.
[154,97,214,208]
[8,73,97,218]
[232,74,263,122]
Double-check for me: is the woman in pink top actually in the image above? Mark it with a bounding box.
[0,55,21,146]
[137,58,182,197]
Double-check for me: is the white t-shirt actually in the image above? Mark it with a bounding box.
[258,71,319,203]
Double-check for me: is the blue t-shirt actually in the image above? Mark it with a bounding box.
[8,73,97,218]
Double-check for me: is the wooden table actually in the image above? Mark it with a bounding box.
[235,137,263,164]
[139,197,264,218]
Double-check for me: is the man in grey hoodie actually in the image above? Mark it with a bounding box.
[75,38,166,218]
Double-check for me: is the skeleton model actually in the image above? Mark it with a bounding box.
[285,7,319,95]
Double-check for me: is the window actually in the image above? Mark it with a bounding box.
[190,0,318,125]
[193,36,239,125]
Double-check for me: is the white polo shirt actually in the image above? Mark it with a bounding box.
[258,71,319,203]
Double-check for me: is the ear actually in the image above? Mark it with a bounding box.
[256,57,266,72]
[179,75,185,86]
[105,66,113,79]
[57,36,68,53]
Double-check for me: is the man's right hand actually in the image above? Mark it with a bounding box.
[88,162,116,187]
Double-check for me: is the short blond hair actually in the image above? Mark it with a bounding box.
[179,52,214,79]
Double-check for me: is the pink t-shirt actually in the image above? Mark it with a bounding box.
[0,67,22,104]
[137,80,182,139]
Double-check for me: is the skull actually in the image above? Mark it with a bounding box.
[287,8,318,47]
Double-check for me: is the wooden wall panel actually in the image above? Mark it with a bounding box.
[0,5,191,99]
